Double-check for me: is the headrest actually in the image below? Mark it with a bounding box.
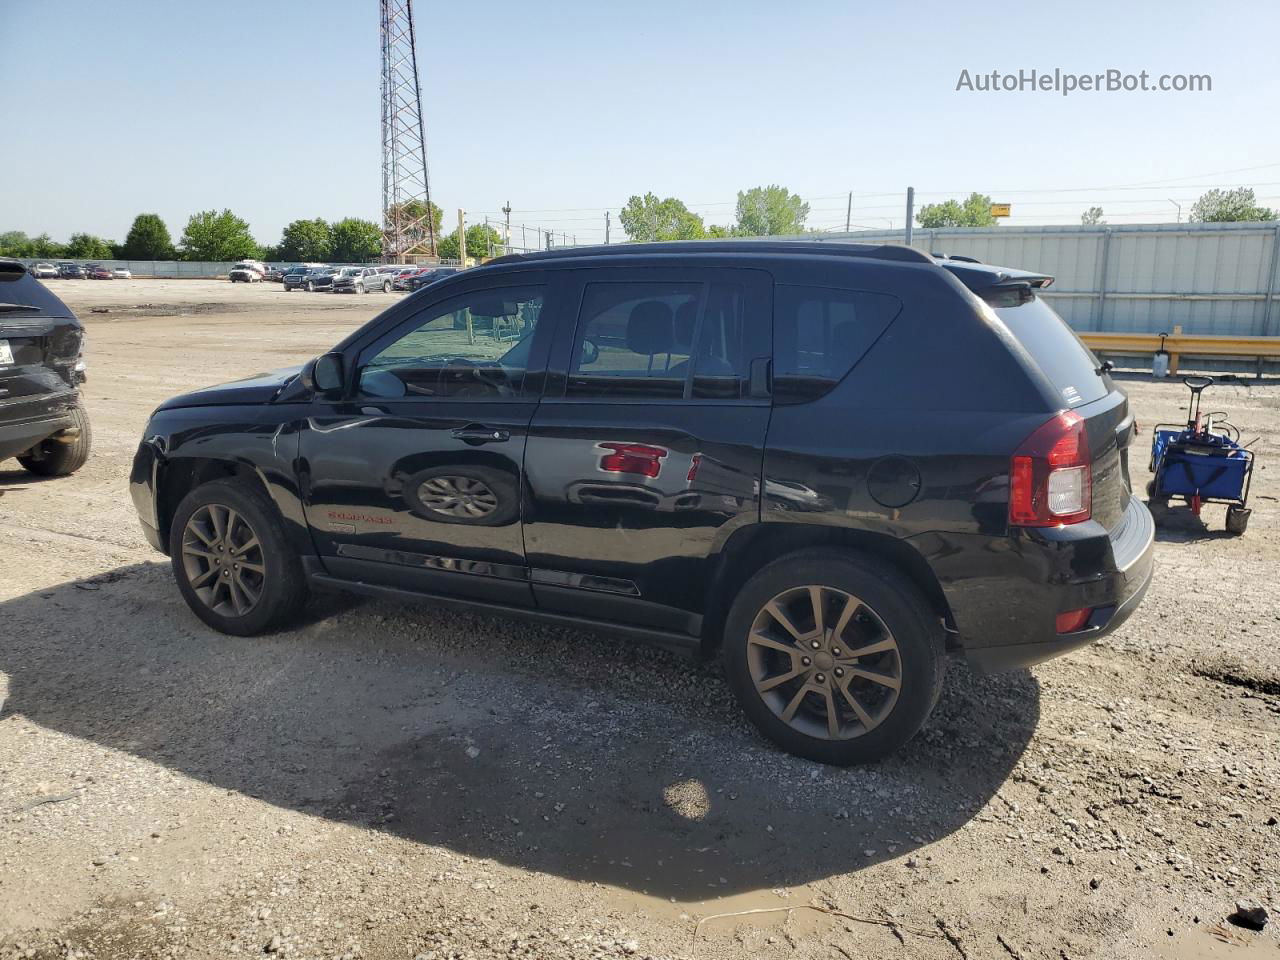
[626,300,674,355]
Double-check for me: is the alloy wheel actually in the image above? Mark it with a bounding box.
[417,475,499,519]
[747,585,902,740]
[180,503,266,617]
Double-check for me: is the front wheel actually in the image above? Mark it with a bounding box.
[305,281,314,292]
[722,550,945,765]
[1226,505,1250,536]
[169,478,308,635]
[18,403,92,476]
[382,280,392,293]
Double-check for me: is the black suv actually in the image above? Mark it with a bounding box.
[129,241,1154,764]
[1,260,92,476]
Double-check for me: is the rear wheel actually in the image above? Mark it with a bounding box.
[722,550,945,765]
[382,280,392,293]
[306,280,315,292]
[18,403,92,476]
[169,478,308,635]
[1226,505,1250,536]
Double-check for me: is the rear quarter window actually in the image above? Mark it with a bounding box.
[773,284,901,404]
[993,297,1108,408]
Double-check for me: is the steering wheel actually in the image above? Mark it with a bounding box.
[445,357,511,398]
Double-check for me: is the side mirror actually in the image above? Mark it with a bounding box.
[313,352,345,395]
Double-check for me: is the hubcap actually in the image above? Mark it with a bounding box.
[180,503,266,617]
[747,585,902,740]
[417,475,499,519]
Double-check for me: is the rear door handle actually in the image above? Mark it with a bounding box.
[452,424,510,443]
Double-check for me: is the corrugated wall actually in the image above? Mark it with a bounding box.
[821,221,1280,338]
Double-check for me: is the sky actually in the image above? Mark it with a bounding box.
[2,0,1279,248]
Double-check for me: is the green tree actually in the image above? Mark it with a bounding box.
[1189,188,1277,223]
[0,230,30,256]
[64,233,115,259]
[278,218,333,262]
[705,224,735,238]
[1080,206,1105,225]
[619,193,705,241]
[386,199,443,254]
[330,217,382,262]
[120,213,174,259]
[179,209,260,261]
[916,192,998,228]
[437,223,502,262]
[734,185,810,235]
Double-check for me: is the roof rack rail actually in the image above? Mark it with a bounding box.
[485,239,934,266]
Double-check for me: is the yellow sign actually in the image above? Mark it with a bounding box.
[990,203,1012,217]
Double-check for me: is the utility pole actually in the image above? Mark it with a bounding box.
[904,187,915,246]
[1169,199,1182,223]
[545,230,553,251]
[502,200,512,253]
[605,211,611,244]
[845,191,852,233]
[458,208,466,265]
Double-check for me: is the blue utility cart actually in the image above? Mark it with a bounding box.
[1147,376,1254,535]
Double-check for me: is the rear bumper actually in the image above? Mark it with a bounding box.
[931,494,1155,673]
[0,401,79,461]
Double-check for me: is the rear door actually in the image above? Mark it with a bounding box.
[994,294,1135,530]
[298,272,561,604]
[522,266,772,635]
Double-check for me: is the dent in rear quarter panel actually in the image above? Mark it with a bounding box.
[144,405,309,555]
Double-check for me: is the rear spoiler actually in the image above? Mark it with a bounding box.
[940,261,1054,305]
[0,259,28,280]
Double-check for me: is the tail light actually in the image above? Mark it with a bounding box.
[1055,607,1093,634]
[1009,411,1091,526]
[598,443,667,478]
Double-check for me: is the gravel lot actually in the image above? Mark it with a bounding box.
[1,278,1277,960]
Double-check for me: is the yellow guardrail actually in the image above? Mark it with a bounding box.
[1080,325,1280,375]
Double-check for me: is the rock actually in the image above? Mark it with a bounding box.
[906,856,920,869]
[265,934,283,953]
[1089,877,1101,890]
[464,746,480,759]
[1229,899,1268,931]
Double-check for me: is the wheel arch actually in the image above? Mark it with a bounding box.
[155,457,273,554]
[701,522,956,656]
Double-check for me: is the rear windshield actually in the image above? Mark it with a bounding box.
[994,296,1107,408]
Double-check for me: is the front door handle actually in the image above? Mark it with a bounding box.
[452,424,510,443]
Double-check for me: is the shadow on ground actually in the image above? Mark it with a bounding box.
[1,562,1040,901]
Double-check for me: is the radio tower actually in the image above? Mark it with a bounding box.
[380,0,436,261]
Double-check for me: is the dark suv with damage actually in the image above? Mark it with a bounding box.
[0,260,91,476]
[129,241,1154,764]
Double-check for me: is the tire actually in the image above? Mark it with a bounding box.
[356,283,365,294]
[722,549,945,765]
[382,281,392,293]
[168,478,308,636]
[18,403,92,476]
[306,281,314,292]
[1226,506,1250,536]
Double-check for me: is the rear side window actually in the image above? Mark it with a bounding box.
[568,280,752,400]
[773,285,901,404]
[994,296,1107,407]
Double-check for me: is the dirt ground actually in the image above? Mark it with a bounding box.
[1,278,1277,960]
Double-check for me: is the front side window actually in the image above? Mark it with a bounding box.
[358,286,543,400]
[567,280,751,400]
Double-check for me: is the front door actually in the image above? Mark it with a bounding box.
[522,267,773,635]
[299,277,558,605]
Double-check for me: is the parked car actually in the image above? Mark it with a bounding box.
[302,267,337,292]
[29,263,58,279]
[264,267,284,282]
[87,264,113,280]
[331,266,393,294]
[405,266,457,291]
[129,241,1154,765]
[0,259,92,477]
[390,266,422,291]
[281,265,316,291]
[229,262,263,283]
[112,267,132,280]
[57,263,85,279]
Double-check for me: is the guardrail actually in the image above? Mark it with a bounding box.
[1080,325,1280,377]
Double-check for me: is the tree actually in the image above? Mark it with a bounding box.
[180,209,260,261]
[619,193,705,241]
[64,233,115,259]
[1189,188,1277,223]
[386,199,444,254]
[437,223,503,262]
[330,218,382,262]
[705,223,735,238]
[916,192,998,228]
[278,218,333,262]
[120,213,174,259]
[1080,206,1105,225]
[0,231,65,258]
[734,185,810,236]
